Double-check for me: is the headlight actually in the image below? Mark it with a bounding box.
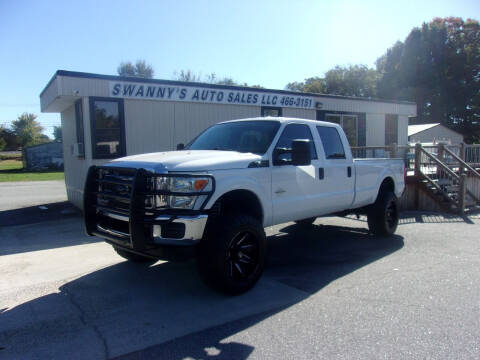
[159,177,212,193]
[146,176,212,210]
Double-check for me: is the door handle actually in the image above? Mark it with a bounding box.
[347,166,352,177]
[318,168,324,180]
[275,188,286,194]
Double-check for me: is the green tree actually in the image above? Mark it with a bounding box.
[175,70,264,88]
[174,69,203,82]
[53,125,62,142]
[323,65,378,97]
[286,66,376,96]
[376,17,480,142]
[117,59,154,78]
[286,77,326,93]
[0,125,19,150]
[0,137,6,151]
[11,113,46,148]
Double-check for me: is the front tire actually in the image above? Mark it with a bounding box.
[197,215,266,295]
[367,191,399,236]
[113,246,157,264]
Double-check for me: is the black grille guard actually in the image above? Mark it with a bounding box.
[83,165,215,251]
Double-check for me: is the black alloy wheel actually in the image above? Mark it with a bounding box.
[385,197,398,233]
[367,191,399,236]
[197,214,266,295]
[225,231,260,280]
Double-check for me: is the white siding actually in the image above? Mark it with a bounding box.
[124,99,175,155]
[61,103,90,208]
[366,113,385,146]
[59,76,110,98]
[40,77,58,112]
[398,115,409,145]
[317,97,416,117]
[282,108,315,119]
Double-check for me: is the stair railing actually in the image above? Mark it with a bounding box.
[414,143,463,212]
[444,145,480,206]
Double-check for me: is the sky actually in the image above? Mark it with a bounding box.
[1,0,479,137]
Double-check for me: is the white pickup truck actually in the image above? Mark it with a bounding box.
[84,117,405,294]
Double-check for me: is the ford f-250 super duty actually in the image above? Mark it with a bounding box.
[84,117,405,294]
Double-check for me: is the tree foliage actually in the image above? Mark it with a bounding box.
[53,125,62,142]
[376,17,480,142]
[286,17,479,142]
[286,66,377,97]
[174,70,264,88]
[11,113,47,148]
[0,125,19,151]
[0,137,6,151]
[117,60,154,78]
[174,69,203,82]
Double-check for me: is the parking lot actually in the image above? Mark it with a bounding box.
[1,182,479,359]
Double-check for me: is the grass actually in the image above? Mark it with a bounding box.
[0,160,64,182]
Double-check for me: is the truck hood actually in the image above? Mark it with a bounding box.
[108,150,263,172]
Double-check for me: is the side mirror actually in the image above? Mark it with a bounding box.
[176,143,185,150]
[291,139,311,166]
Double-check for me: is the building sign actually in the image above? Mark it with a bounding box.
[109,81,315,109]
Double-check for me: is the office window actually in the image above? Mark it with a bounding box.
[90,97,125,159]
[75,99,85,157]
[316,126,346,159]
[385,114,398,145]
[261,106,282,117]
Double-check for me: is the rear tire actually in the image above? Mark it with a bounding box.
[367,191,399,236]
[294,217,316,226]
[113,246,157,264]
[197,215,266,295]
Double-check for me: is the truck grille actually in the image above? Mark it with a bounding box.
[95,167,136,217]
[85,166,140,240]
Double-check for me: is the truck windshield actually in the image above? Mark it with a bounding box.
[187,121,280,155]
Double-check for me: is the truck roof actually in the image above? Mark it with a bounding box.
[220,117,339,128]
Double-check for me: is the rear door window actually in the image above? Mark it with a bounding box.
[316,126,346,159]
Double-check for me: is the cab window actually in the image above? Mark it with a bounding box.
[274,123,317,165]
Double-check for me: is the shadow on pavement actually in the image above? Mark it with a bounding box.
[0,201,80,227]
[0,207,100,256]
[0,220,403,359]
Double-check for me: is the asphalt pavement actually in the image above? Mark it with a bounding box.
[1,207,479,359]
[0,180,67,211]
[1,181,479,359]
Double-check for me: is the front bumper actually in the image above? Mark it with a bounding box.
[83,166,211,260]
[151,214,208,245]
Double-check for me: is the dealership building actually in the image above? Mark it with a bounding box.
[40,70,417,208]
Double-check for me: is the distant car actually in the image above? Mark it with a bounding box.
[84,117,405,294]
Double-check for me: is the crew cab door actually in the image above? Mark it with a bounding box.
[271,123,320,224]
[315,125,355,211]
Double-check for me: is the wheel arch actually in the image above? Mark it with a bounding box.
[208,189,264,225]
[375,176,395,201]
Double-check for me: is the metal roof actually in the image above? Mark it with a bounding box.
[408,123,440,136]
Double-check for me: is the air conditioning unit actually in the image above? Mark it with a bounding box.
[72,143,84,157]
